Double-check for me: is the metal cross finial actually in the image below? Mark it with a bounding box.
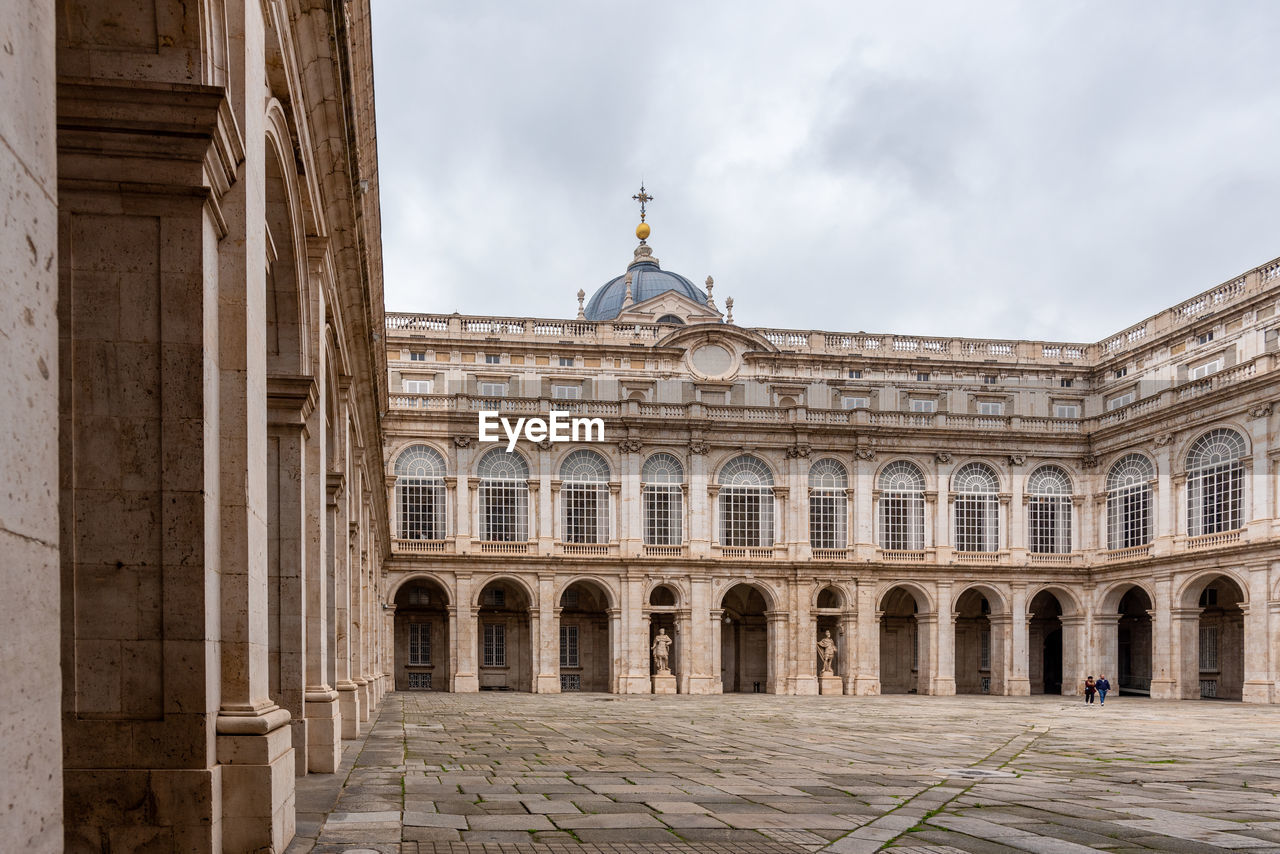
[632,184,654,222]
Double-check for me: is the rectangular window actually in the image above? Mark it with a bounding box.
[909,398,936,413]
[1029,495,1073,554]
[559,624,579,668]
[408,622,431,666]
[718,488,774,547]
[848,369,863,379]
[552,384,581,399]
[559,357,574,367]
[396,478,446,540]
[403,379,433,394]
[809,490,848,549]
[877,492,925,551]
[485,354,501,364]
[562,483,610,543]
[977,401,1004,416]
[982,375,997,385]
[1054,404,1080,419]
[954,494,999,552]
[1108,484,1152,550]
[480,382,508,397]
[643,485,683,545]
[479,482,528,542]
[1114,367,1128,379]
[409,351,426,361]
[560,673,581,691]
[841,396,869,410]
[407,672,432,690]
[483,623,506,667]
[916,372,930,382]
[1199,626,1218,671]
[980,630,991,670]
[1196,331,1214,345]
[1189,358,1223,380]
[1059,378,1073,388]
[1106,392,1135,411]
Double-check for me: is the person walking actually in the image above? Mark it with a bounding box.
[1096,674,1111,706]
[1084,676,1096,704]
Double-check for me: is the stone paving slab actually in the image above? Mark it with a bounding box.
[285,692,1280,854]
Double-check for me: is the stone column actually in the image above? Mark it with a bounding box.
[709,608,726,693]
[987,614,1010,695]
[1059,614,1086,696]
[534,574,560,692]
[1148,576,1178,699]
[607,607,624,693]
[1154,444,1175,552]
[853,583,881,695]
[538,451,554,549]
[1172,607,1203,699]
[688,575,718,694]
[838,612,858,694]
[766,610,790,694]
[620,573,650,693]
[676,607,694,694]
[1092,613,1121,694]
[334,468,363,739]
[931,581,956,695]
[1007,583,1031,695]
[1242,575,1274,703]
[853,455,875,557]
[791,579,819,695]
[688,446,711,557]
[453,573,478,692]
[1009,462,1026,560]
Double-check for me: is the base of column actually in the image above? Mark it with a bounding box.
[216,707,296,854]
[619,674,651,694]
[652,673,677,694]
[930,677,956,696]
[1006,677,1031,697]
[686,675,718,694]
[1243,680,1275,704]
[535,673,561,693]
[337,681,363,738]
[1148,678,1177,700]
[852,676,880,696]
[64,766,219,852]
[793,676,820,696]
[304,689,342,772]
[290,718,309,776]
[819,675,843,695]
[453,673,479,692]
[355,677,372,722]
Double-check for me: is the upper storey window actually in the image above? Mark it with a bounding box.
[480,382,508,397]
[1186,429,1247,536]
[1106,454,1154,549]
[477,448,530,542]
[1027,466,1073,554]
[560,450,611,544]
[910,398,936,413]
[641,453,684,546]
[952,463,999,553]
[808,459,848,550]
[409,351,426,361]
[394,445,446,540]
[877,461,925,551]
[717,455,774,548]
[552,384,581,400]
[403,379,433,394]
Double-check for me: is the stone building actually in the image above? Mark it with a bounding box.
[383,224,1280,707]
[2,0,391,850]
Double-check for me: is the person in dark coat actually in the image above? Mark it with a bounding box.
[1084,676,1096,704]
[1096,674,1111,706]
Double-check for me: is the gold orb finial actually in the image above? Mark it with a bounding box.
[636,222,651,240]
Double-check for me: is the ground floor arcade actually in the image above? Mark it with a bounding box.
[383,562,1277,703]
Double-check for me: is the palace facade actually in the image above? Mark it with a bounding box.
[383,233,1280,706]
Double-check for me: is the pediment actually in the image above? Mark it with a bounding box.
[614,290,722,326]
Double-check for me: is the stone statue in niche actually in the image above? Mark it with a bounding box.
[817,629,837,675]
[651,628,673,674]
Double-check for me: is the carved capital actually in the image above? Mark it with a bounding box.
[618,437,644,454]
[1153,433,1174,447]
[935,452,951,464]
[1008,453,1026,466]
[538,438,553,451]
[453,436,472,448]
[855,448,876,461]
[689,440,710,455]
[786,443,811,459]
[1080,454,1099,469]
[1250,403,1273,419]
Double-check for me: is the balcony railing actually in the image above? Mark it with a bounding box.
[1185,529,1243,550]
[954,551,1008,565]
[715,545,780,560]
[812,548,852,561]
[391,538,453,554]
[1029,553,1081,566]
[556,542,618,557]
[879,549,930,563]
[1105,544,1152,562]
[476,541,532,555]
[642,544,686,558]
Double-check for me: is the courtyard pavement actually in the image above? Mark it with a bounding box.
[285,691,1280,854]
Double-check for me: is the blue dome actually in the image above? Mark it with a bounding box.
[584,260,708,321]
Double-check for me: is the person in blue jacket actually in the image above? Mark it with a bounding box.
[1096,674,1111,706]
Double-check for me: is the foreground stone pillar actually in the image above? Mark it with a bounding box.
[931,582,956,695]
[1242,600,1274,704]
[453,574,479,692]
[1172,607,1202,699]
[987,614,1009,695]
[1149,577,1178,699]
[1,0,62,845]
[534,574,562,692]
[1006,583,1031,695]
[852,582,880,694]
[619,574,651,693]
[687,575,718,693]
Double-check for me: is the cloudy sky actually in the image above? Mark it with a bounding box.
[371,1,1280,342]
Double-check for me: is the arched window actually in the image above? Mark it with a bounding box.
[717,455,774,547]
[477,448,529,542]
[1027,465,1072,554]
[1106,454,1155,549]
[394,445,446,540]
[656,314,684,325]
[808,458,848,549]
[877,461,925,550]
[560,450,611,544]
[952,462,999,553]
[1187,429,1247,536]
[642,453,684,546]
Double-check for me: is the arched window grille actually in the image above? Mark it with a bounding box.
[394,445,446,540]
[952,462,999,553]
[559,450,611,544]
[1106,454,1155,549]
[877,461,925,550]
[641,453,684,546]
[717,455,774,547]
[1186,429,1247,536]
[477,448,529,542]
[808,458,848,549]
[1027,465,1073,554]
